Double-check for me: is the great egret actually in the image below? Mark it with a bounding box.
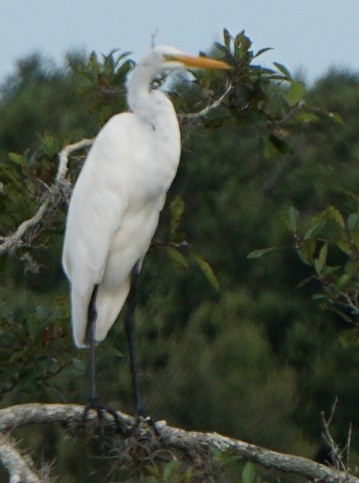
[62,45,229,421]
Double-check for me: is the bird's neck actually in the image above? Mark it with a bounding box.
[127,65,179,133]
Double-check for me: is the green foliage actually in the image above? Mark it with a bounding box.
[0,290,85,403]
[251,202,359,329]
[146,461,194,483]
[66,49,134,125]
[1,29,359,481]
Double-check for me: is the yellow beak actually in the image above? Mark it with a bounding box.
[169,54,231,70]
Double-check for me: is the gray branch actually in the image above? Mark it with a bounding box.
[0,138,93,255]
[178,83,232,125]
[0,403,358,482]
[0,433,40,483]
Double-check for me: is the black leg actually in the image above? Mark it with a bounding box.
[123,264,160,437]
[81,284,122,435]
[125,262,143,418]
[87,284,99,401]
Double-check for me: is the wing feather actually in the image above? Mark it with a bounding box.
[62,115,130,346]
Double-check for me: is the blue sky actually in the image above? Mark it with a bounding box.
[0,0,358,84]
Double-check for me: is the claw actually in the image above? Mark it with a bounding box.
[80,397,124,435]
[125,414,161,439]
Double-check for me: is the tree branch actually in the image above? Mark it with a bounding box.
[321,397,354,474]
[56,138,93,183]
[0,433,40,483]
[0,403,357,482]
[0,138,93,256]
[178,83,232,125]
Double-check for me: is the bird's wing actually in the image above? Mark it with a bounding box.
[62,126,130,347]
[63,136,129,291]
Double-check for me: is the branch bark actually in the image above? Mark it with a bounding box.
[0,403,357,482]
[178,83,232,125]
[0,433,40,483]
[0,138,93,256]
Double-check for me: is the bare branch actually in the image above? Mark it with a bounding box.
[0,433,40,483]
[56,138,93,183]
[321,398,354,475]
[178,83,232,125]
[0,138,93,256]
[0,403,358,482]
[0,199,50,255]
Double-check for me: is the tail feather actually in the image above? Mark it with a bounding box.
[95,279,131,342]
[71,278,131,348]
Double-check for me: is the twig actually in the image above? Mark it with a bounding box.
[0,433,40,483]
[0,138,93,256]
[0,200,50,254]
[150,28,159,49]
[56,138,93,183]
[321,397,353,475]
[0,403,358,482]
[178,83,232,125]
[346,423,353,469]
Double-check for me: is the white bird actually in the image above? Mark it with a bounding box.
[62,45,229,350]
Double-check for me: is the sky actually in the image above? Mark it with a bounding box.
[0,0,358,85]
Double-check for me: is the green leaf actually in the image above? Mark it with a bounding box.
[336,273,351,290]
[273,62,293,81]
[314,243,328,275]
[190,252,219,291]
[8,152,25,165]
[326,205,345,228]
[39,132,59,157]
[286,81,305,106]
[214,42,228,54]
[253,47,273,59]
[337,238,351,255]
[247,247,276,259]
[292,112,319,123]
[288,206,300,233]
[304,220,327,240]
[242,462,255,483]
[234,31,252,51]
[327,112,344,125]
[165,246,188,271]
[223,28,231,49]
[163,460,180,480]
[297,238,316,265]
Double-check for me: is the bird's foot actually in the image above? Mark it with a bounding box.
[80,397,125,436]
[127,413,161,439]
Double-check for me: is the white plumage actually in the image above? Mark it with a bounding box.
[62,45,229,348]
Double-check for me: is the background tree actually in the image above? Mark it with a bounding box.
[0,30,358,481]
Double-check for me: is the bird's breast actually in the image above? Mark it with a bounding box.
[125,118,181,209]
